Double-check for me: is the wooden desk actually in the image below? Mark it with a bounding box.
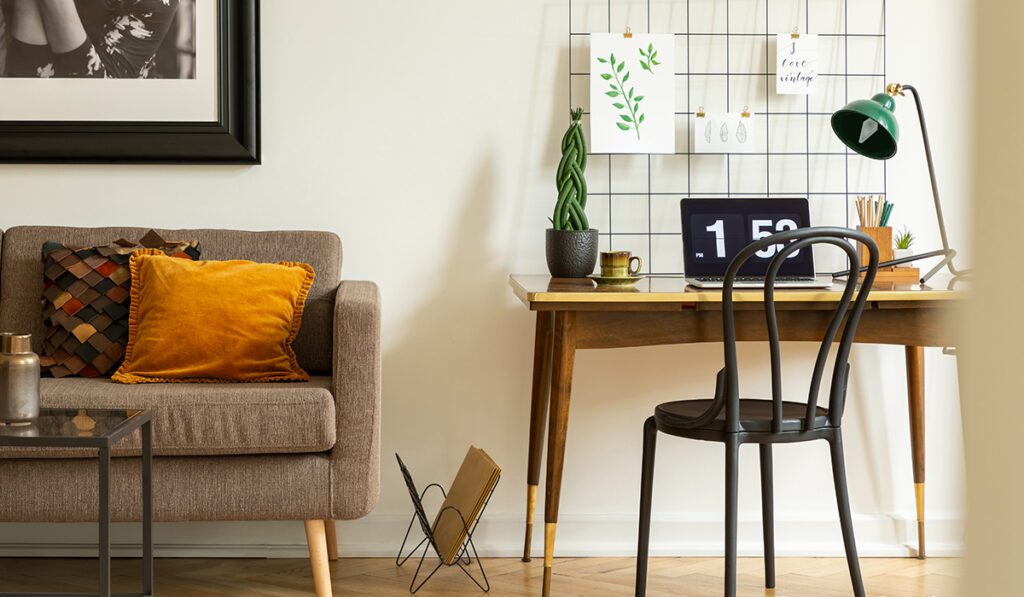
[510,274,965,597]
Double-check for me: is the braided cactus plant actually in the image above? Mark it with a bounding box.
[553,108,589,231]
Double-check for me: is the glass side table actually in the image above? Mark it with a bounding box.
[0,408,153,597]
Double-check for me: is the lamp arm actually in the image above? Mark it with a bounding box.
[901,85,950,253]
[901,84,970,278]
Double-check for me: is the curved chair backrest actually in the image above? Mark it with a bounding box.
[718,227,879,434]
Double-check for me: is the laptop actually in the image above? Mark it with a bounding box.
[681,198,834,289]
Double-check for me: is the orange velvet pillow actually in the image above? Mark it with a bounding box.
[111,250,315,384]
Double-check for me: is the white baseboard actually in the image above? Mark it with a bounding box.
[0,513,964,558]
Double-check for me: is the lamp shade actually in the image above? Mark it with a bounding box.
[831,92,899,160]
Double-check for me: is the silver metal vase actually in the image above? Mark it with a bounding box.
[0,333,40,423]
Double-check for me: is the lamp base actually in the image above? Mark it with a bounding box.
[832,247,962,285]
[859,267,922,285]
[920,249,971,285]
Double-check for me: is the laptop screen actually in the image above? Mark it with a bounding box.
[681,198,816,277]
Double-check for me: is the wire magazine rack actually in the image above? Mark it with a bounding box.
[395,454,498,594]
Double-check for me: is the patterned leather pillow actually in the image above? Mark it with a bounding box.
[40,231,201,378]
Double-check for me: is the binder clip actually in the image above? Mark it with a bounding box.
[624,26,633,39]
[696,106,706,119]
[741,106,751,118]
[791,27,800,39]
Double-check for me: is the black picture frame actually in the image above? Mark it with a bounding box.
[0,0,260,164]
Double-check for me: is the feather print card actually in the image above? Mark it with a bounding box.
[589,33,675,154]
[693,112,758,154]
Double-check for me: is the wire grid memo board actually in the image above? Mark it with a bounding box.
[568,0,888,274]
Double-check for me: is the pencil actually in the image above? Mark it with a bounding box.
[880,202,893,227]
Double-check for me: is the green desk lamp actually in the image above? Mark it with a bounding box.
[831,83,970,284]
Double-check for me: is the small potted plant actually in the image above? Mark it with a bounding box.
[547,108,599,278]
[893,227,915,266]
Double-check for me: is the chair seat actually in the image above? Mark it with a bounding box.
[0,376,337,459]
[655,398,830,434]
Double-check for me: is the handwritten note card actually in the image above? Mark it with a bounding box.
[776,34,818,95]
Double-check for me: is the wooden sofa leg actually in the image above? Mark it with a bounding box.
[304,520,333,597]
[324,520,339,561]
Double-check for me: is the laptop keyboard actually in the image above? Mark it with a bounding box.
[694,276,818,283]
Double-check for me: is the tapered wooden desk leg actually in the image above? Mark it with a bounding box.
[524,312,555,562]
[906,346,927,559]
[543,311,576,597]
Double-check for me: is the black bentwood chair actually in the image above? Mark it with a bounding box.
[635,227,879,597]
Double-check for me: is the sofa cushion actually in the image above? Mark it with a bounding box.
[40,237,202,378]
[113,252,314,384]
[0,376,337,459]
[0,227,341,373]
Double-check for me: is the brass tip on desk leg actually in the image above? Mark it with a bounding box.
[527,485,538,514]
[544,523,557,567]
[542,523,557,593]
[914,483,926,559]
[523,485,539,562]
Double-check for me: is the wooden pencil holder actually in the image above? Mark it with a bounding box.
[857,226,893,269]
[856,226,921,284]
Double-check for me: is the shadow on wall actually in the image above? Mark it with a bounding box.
[846,346,899,510]
[379,3,569,520]
[379,153,534,515]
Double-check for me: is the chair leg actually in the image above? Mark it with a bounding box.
[635,416,658,597]
[725,435,739,597]
[324,520,339,561]
[759,443,776,589]
[830,432,866,597]
[304,520,334,597]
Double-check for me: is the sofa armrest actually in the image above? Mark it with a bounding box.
[330,280,382,519]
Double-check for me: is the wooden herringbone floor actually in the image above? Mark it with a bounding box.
[0,557,962,596]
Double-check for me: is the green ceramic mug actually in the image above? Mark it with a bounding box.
[600,251,643,278]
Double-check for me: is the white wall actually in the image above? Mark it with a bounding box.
[0,0,970,558]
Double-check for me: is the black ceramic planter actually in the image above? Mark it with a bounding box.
[545,228,599,278]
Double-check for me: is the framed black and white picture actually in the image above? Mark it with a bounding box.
[0,0,259,164]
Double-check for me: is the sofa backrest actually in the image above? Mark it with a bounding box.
[0,227,341,374]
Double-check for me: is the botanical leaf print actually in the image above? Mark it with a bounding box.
[598,53,646,140]
[639,43,662,75]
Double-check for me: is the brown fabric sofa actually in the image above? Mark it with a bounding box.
[0,227,381,597]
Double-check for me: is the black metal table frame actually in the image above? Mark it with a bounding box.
[0,410,153,597]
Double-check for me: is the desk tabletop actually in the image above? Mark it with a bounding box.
[510,274,968,306]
